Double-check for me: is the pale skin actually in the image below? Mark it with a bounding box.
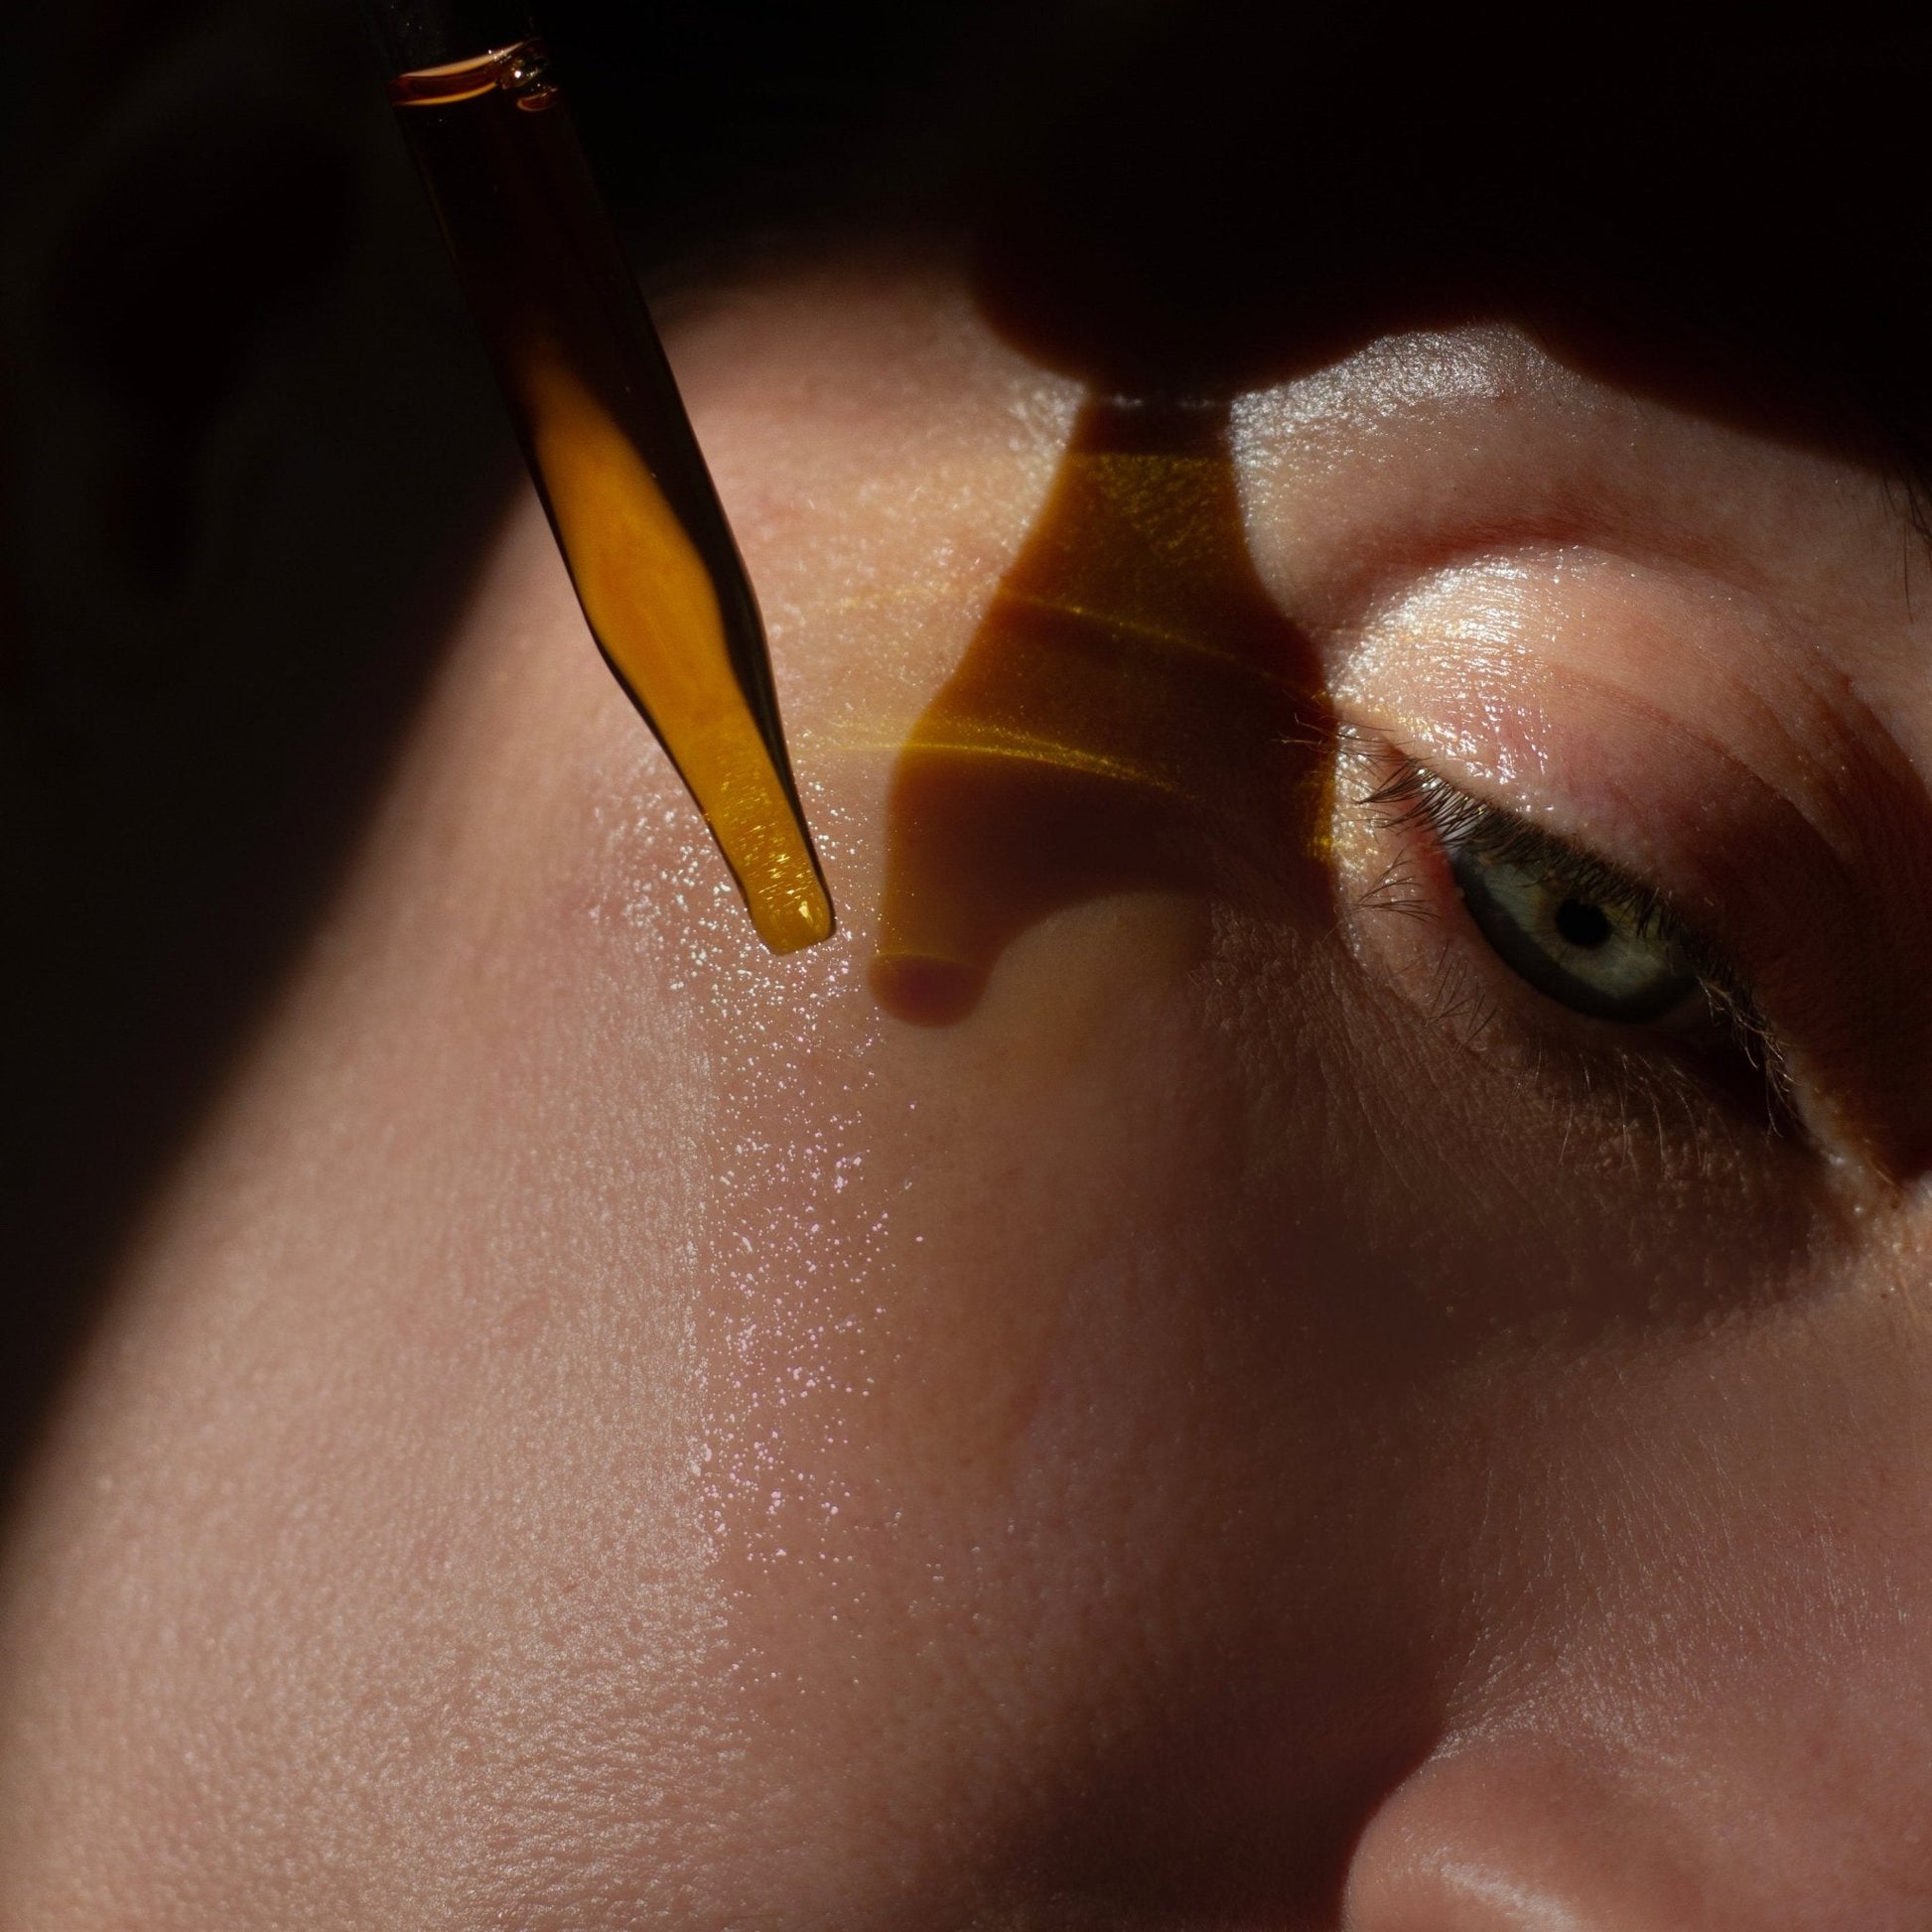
[3,255,1932,1928]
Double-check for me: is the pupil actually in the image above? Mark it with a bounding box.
[1555,897,1612,949]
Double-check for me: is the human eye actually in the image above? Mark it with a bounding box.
[1394,761,1700,1027]
[1251,493,1932,1180]
[1334,734,1789,1130]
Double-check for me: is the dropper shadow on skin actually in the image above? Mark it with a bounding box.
[870,388,1334,1026]
[864,8,1412,1028]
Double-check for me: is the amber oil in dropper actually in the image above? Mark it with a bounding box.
[387,39,834,953]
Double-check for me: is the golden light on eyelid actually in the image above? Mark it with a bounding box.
[871,394,1332,1025]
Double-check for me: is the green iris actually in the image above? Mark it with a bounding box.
[1449,840,1698,1025]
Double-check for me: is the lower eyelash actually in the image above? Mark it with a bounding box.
[1343,734,1797,1124]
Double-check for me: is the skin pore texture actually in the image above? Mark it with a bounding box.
[5,256,1932,1929]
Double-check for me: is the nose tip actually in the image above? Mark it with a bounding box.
[1340,1733,1924,1932]
[1343,1745,1691,1932]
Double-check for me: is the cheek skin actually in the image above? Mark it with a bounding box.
[0,507,740,1925]
[1349,1285,1932,1930]
[687,890,1466,1921]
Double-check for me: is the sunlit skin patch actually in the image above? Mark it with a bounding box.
[871,393,1332,1025]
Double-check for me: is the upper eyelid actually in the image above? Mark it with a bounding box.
[1322,544,1920,897]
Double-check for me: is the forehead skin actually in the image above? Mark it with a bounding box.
[4,259,1932,1928]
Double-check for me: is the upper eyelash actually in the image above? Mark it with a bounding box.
[1351,745,1794,1111]
[1363,757,1679,946]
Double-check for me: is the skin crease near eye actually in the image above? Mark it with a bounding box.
[8,255,1932,1932]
